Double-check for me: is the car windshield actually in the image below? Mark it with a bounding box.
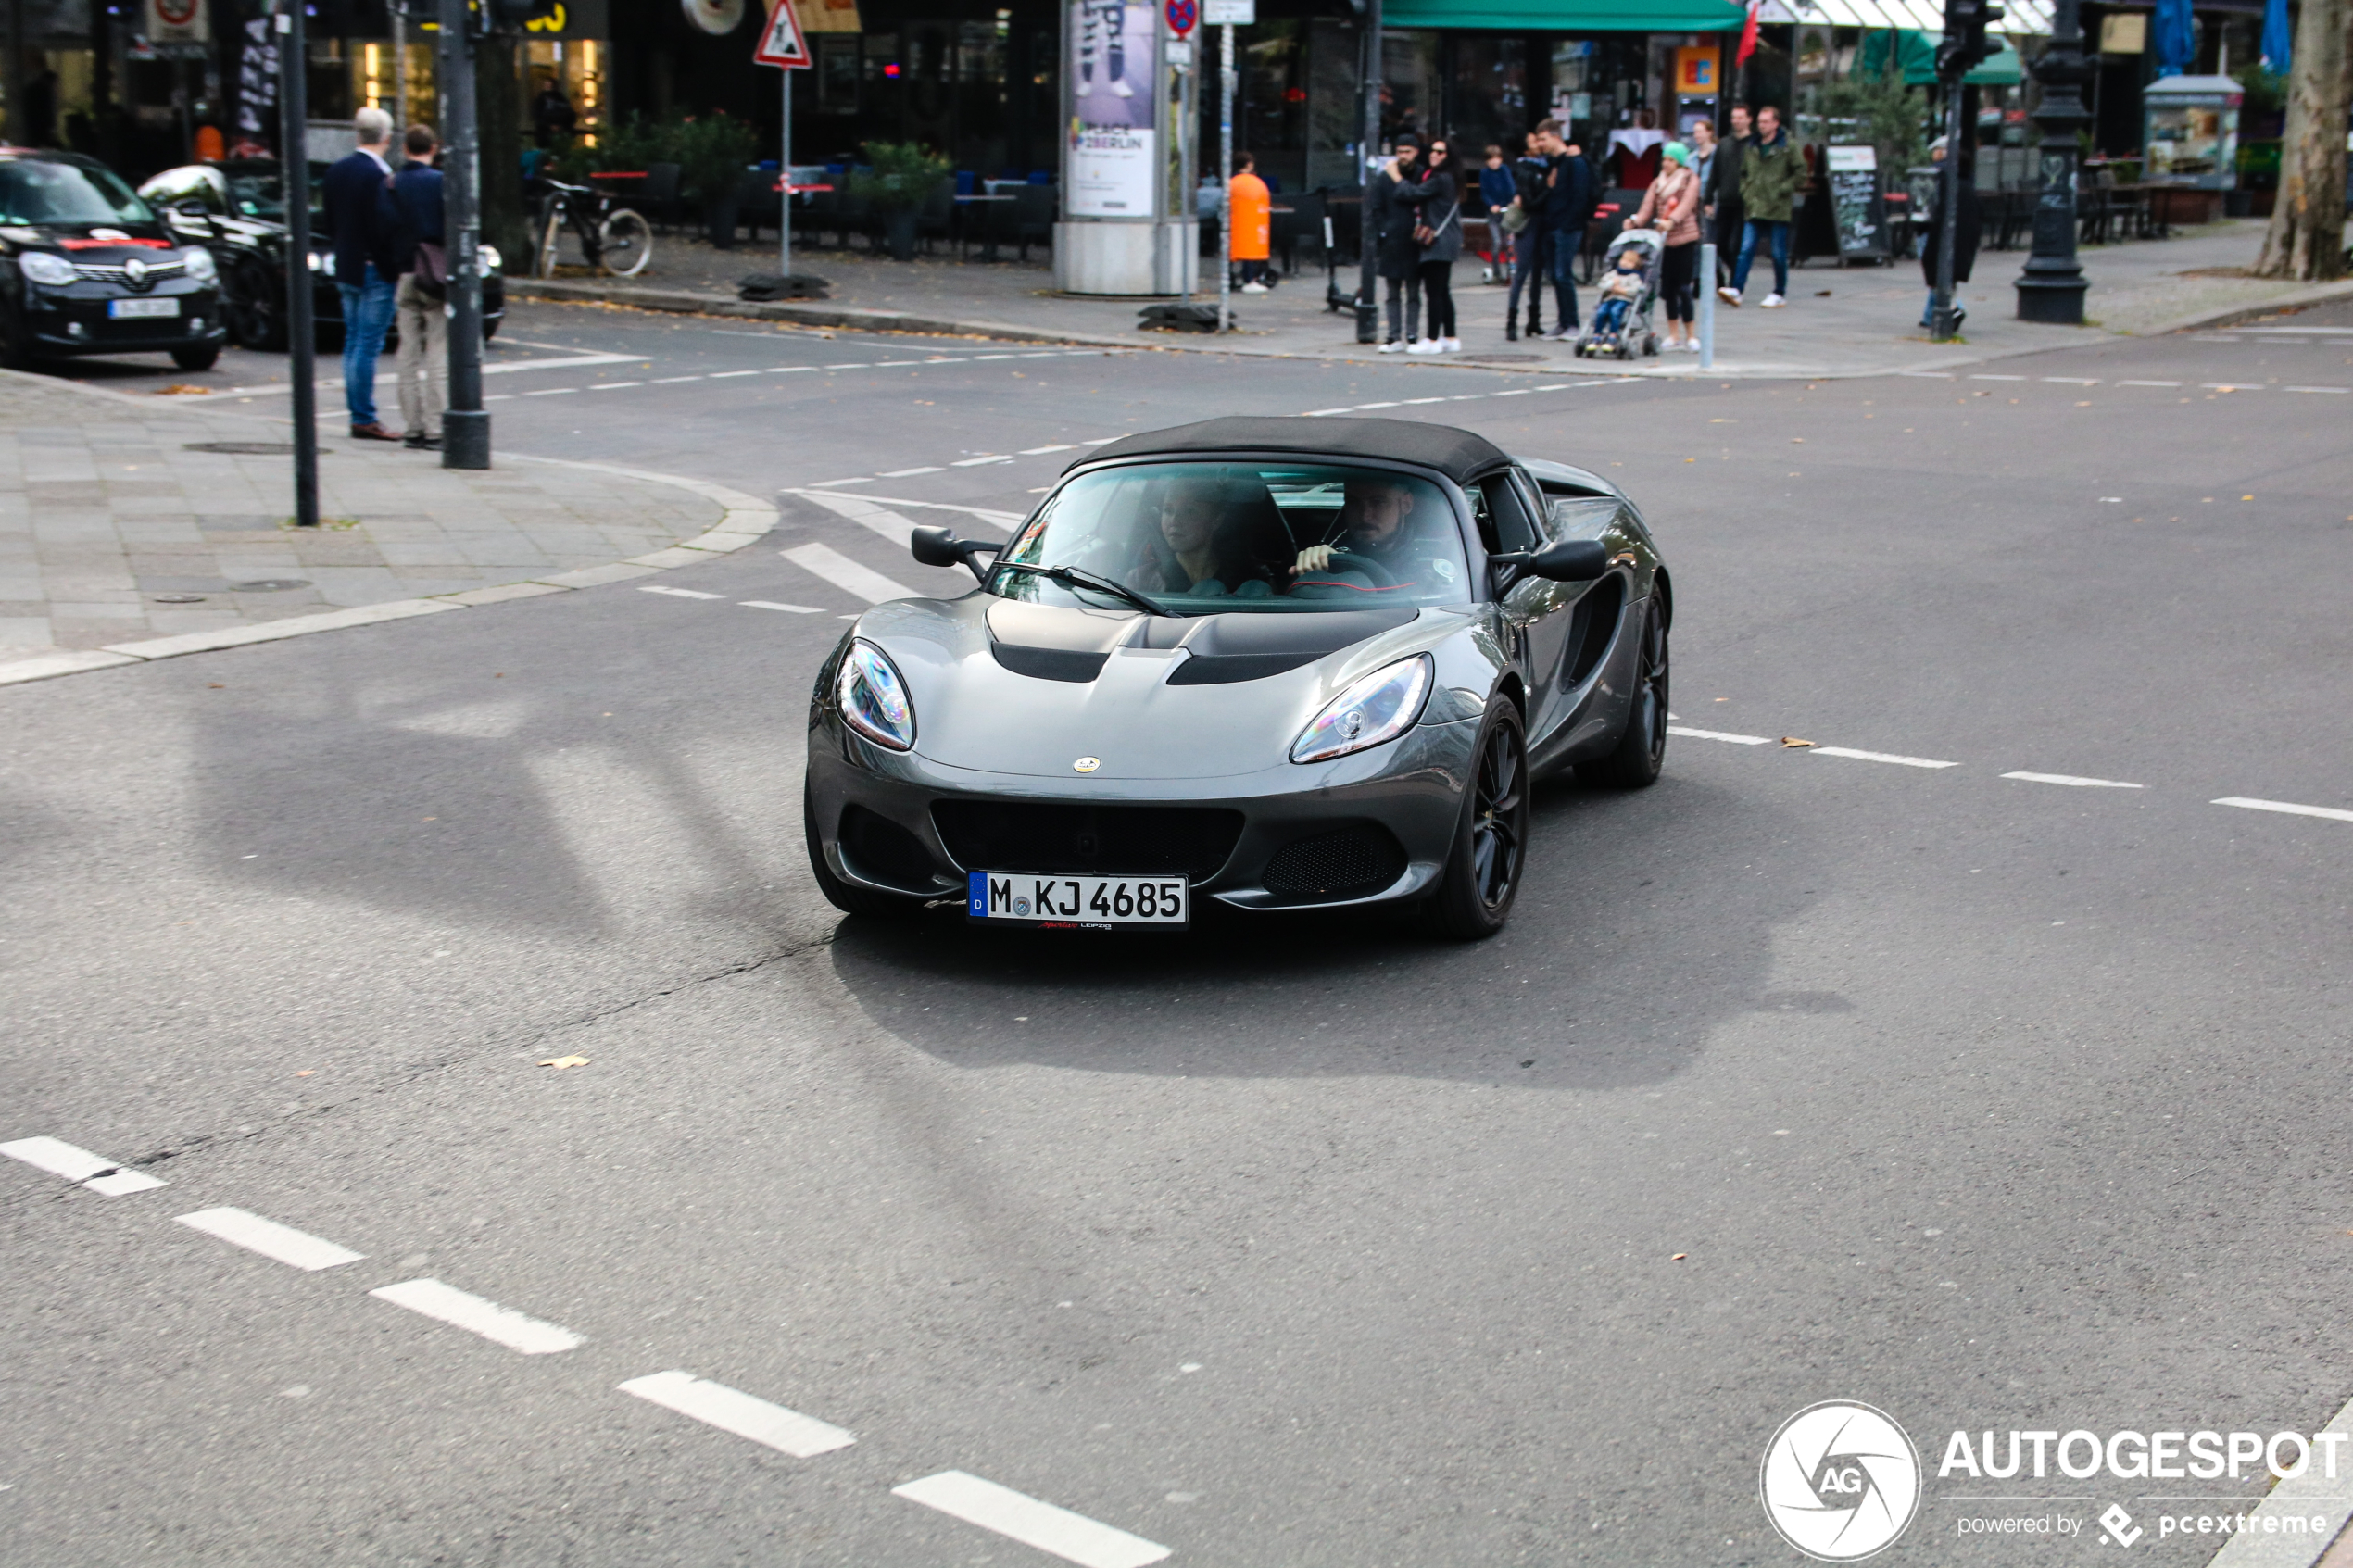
[224,169,286,220]
[0,159,153,226]
[991,460,1473,615]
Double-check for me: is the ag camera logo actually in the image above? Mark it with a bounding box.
[1760,1401,1923,1561]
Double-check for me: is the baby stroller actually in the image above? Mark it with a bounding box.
[1575,227,1663,360]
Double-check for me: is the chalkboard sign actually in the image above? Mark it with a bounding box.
[1825,144,1889,263]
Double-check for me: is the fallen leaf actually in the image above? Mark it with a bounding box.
[208,683,224,689]
[295,1070,315,1077]
[1780,737,1814,748]
[156,383,212,396]
[538,1056,591,1070]
[1814,290,1831,297]
[1672,1252,1689,1261]
[1790,437,1805,443]
[2241,495,2254,501]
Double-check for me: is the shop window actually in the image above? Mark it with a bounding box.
[818,35,860,112]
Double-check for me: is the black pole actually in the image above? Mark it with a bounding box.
[278,0,319,525]
[439,0,490,469]
[1931,82,1966,341]
[2015,0,2091,321]
[1353,0,1381,344]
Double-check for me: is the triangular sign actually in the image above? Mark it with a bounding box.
[754,0,810,67]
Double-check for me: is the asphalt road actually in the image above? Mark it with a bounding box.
[6,297,2352,1567]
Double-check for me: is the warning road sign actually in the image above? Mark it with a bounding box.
[754,0,811,67]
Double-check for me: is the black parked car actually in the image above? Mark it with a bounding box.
[0,150,229,370]
[138,158,505,352]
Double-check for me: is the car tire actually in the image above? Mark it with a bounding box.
[1420,700,1529,941]
[803,776,921,920]
[227,259,286,351]
[0,310,33,370]
[170,345,221,371]
[1579,597,1669,789]
[483,316,501,342]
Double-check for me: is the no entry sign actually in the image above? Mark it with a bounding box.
[1164,0,1196,36]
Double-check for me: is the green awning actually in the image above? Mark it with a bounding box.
[1859,27,2024,85]
[1380,0,1745,31]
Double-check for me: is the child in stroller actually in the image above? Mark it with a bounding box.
[1577,229,1662,358]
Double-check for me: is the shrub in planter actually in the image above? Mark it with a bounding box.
[850,142,952,260]
[673,113,760,246]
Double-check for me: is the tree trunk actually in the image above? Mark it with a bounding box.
[2255,0,2353,279]
[476,34,530,268]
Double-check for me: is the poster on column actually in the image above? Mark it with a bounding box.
[1066,0,1157,217]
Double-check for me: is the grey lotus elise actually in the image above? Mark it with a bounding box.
[803,418,1670,939]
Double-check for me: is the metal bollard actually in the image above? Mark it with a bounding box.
[1698,242,1716,371]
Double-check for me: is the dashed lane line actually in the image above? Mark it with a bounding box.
[640,584,726,600]
[370,1278,584,1354]
[2212,797,2353,825]
[175,1207,364,1272]
[2003,771,2145,789]
[879,465,944,476]
[952,455,1014,466]
[1667,725,1773,746]
[709,370,761,379]
[894,1471,1172,1568]
[586,381,643,392]
[2286,386,2349,395]
[620,1370,856,1458]
[741,600,824,614]
[1807,745,1959,770]
[2118,380,2182,387]
[796,491,926,549]
[786,489,1020,530]
[0,1135,168,1195]
[782,542,918,604]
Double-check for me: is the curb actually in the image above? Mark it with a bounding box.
[2134,277,2353,337]
[0,371,780,688]
[508,277,1135,348]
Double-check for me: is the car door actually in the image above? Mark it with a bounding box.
[1473,467,1582,742]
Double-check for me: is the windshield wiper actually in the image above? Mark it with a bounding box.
[995,560,1172,618]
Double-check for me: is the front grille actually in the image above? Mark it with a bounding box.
[932,800,1243,881]
[1261,826,1408,900]
[73,259,187,284]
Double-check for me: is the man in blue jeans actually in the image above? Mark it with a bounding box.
[1530,119,1592,340]
[321,107,406,440]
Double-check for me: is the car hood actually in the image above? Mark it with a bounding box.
[858,595,1475,780]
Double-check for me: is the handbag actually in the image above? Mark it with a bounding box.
[410,240,449,302]
[1416,202,1458,249]
[1498,201,1529,234]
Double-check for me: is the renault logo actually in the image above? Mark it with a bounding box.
[121,257,151,291]
[1072,757,1101,773]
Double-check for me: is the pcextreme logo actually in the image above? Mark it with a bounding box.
[1760,1401,1925,1562]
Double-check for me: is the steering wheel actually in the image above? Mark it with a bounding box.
[1312,548,1398,587]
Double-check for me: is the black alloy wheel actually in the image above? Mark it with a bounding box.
[1579,596,1669,788]
[224,258,286,351]
[1422,700,1529,940]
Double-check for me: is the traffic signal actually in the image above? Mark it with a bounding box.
[1937,0,2005,78]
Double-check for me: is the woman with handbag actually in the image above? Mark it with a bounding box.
[1392,139,1463,355]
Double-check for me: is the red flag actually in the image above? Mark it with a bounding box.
[1736,0,1760,64]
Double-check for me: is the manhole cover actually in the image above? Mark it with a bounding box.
[230,579,310,593]
[183,441,298,455]
[1455,353,1546,363]
[151,594,208,604]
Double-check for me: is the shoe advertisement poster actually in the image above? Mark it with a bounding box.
[1065,0,1157,217]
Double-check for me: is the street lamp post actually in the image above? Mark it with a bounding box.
[1353,0,1381,344]
[438,0,491,469]
[2015,0,2092,322]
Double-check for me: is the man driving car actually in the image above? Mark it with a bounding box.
[1293,477,1423,576]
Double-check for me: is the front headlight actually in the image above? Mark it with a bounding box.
[836,640,915,751]
[306,250,328,272]
[19,252,76,286]
[1290,654,1432,764]
[181,245,218,283]
[476,244,502,274]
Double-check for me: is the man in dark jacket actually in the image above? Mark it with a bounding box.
[1725,103,1805,307]
[391,124,447,451]
[1918,135,1982,331]
[320,107,405,440]
[1704,103,1751,290]
[1531,119,1592,340]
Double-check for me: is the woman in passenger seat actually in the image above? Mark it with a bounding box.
[1141,477,1278,596]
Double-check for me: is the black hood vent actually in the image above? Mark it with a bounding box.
[1165,607,1416,685]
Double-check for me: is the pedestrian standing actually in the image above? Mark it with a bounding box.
[1633,141,1702,351]
[1228,150,1274,293]
[392,123,448,451]
[1374,138,1424,354]
[1705,103,1752,293]
[1532,118,1592,340]
[1686,119,1717,225]
[321,106,405,441]
[1477,144,1515,216]
[1917,136,1981,332]
[1722,102,1803,309]
[1396,140,1462,354]
[1504,132,1550,341]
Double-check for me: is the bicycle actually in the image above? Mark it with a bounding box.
[533,177,654,279]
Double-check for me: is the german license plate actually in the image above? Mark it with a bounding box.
[968,872,1189,930]
[108,297,179,319]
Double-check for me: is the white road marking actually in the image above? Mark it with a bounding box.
[1354,400,1399,408]
[1020,444,1076,455]
[871,359,928,367]
[741,600,824,614]
[2212,797,2353,824]
[951,455,1013,466]
[2042,377,2100,384]
[1533,383,1575,390]
[878,466,944,476]
[1302,408,1354,416]
[782,543,917,603]
[709,370,761,379]
[587,381,644,391]
[484,394,514,401]
[971,353,1018,361]
[794,491,1019,528]
[893,1472,1171,1568]
[1900,370,1956,379]
[619,1371,855,1457]
[1491,388,1530,396]
[2118,380,2181,387]
[1078,437,1118,445]
[1667,725,1773,745]
[810,477,877,487]
[524,386,580,396]
[1969,374,2027,381]
[1,1136,168,1194]
[2002,771,2145,789]
[370,1279,583,1354]
[2233,325,2353,334]
[175,1207,364,1271]
[651,375,705,384]
[2285,385,2348,394]
[2201,383,2260,392]
[639,584,725,600]
[822,363,873,370]
[1808,746,1959,769]
[211,352,646,397]
[1401,396,1448,405]
[795,490,926,546]
[766,366,816,373]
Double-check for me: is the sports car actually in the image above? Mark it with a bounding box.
[803,418,1670,939]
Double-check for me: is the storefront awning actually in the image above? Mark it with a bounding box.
[1860,26,2026,83]
[1380,0,1747,31]
[1785,0,2050,32]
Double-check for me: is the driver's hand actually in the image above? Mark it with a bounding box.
[1293,544,1336,574]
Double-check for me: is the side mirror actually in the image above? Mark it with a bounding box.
[1525,540,1611,582]
[910,524,1003,582]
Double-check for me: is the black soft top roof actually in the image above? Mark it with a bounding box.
[1073,417,1512,485]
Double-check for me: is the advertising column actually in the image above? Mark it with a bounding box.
[1056,0,1197,295]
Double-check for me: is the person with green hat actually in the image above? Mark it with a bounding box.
[1631,138,1704,351]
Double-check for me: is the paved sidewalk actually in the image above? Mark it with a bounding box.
[0,370,743,675]
[517,218,2353,377]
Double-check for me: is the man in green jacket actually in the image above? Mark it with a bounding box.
[1721,103,1806,308]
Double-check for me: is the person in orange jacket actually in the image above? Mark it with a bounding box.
[1228,151,1274,293]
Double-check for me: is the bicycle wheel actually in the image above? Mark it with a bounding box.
[535,207,565,278]
[598,208,653,278]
